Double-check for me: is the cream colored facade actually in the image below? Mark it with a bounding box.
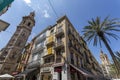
[22,15,104,80]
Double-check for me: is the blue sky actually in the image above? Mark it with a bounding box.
[0,0,120,63]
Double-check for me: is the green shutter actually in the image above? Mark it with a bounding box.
[0,0,14,12]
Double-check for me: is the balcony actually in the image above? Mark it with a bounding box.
[35,34,46,43]
[54,41,64,50]
[32,45,44,53]
[0,57,5,63]
[68,42,72,47]
[47,47,54,55]
[55,28,64,37]
[46,35,54,46]
[27,60,41,69]
[43,54,54,64]
[56,56,61,63]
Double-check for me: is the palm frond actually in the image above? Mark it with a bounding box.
[82,16,120,47]
[104,32,120,40]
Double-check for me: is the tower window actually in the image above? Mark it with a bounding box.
[21,32,26,37]
[27,22,31,26]
[23,20,25,24]
[17,41,22,46]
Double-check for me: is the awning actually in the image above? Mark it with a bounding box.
[0,74,14,78]
[20,68,37,74]
[69,64,94,77]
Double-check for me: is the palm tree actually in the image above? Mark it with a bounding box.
[82,16,120,74]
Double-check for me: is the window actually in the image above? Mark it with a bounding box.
[4,67,10,71]
[44,57,51,63]
[27,22,31,26]
[50,29,54,34]
[80,59,84,68]
[57,36,62,43]
[23,20,25,24]
[3,51,8,57]
[57,26,63,32]
[71,52,74,65]
[9,51,17,59]
[21,32,26,37]
[84,51,90,64]
[44,56,54,63]
[76,55,79,66]
[36,40,45,48]
[32,53,39,61]
[41,40,45,46]
[17,41,21,46]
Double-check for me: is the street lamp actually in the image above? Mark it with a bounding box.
[0,19,10,32]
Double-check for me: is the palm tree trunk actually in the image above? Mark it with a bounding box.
[100,35,120,75]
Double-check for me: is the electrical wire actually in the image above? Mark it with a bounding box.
[48,0,58,18]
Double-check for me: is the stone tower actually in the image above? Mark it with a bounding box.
[0,12,35,74]
[100,50,111,78]
[100,50,110,66]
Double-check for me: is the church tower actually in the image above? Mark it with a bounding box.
[100,50,111,78]
[0,12,35,74]
[100,50,110,66]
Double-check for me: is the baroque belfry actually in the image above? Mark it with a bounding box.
[0,12,35,74]
[100,50,111,78]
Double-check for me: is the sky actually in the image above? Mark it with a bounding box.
[0,0,120,63]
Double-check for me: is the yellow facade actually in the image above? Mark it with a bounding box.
[47,47,53,55]
[46,35,54,55]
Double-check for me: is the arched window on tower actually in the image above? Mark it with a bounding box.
[17,42,21,46]
[23,20,25,24]
[21,32,26,37]
[27,22,31,26]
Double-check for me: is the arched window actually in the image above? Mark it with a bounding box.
[17,41,22,46]
[21,32,26,37]
[23,20,25,24]
[27,22,31,26]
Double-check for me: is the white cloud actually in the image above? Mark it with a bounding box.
[43,10,50,18]
[22,0,51,18]
[24,0,31,4]
[23,0,31,6]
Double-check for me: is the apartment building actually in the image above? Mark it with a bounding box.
[21,15,104,80]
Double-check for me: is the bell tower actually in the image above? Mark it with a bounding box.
[100,50,111,78]
[0,12,35,74]
[100,50,110,66]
